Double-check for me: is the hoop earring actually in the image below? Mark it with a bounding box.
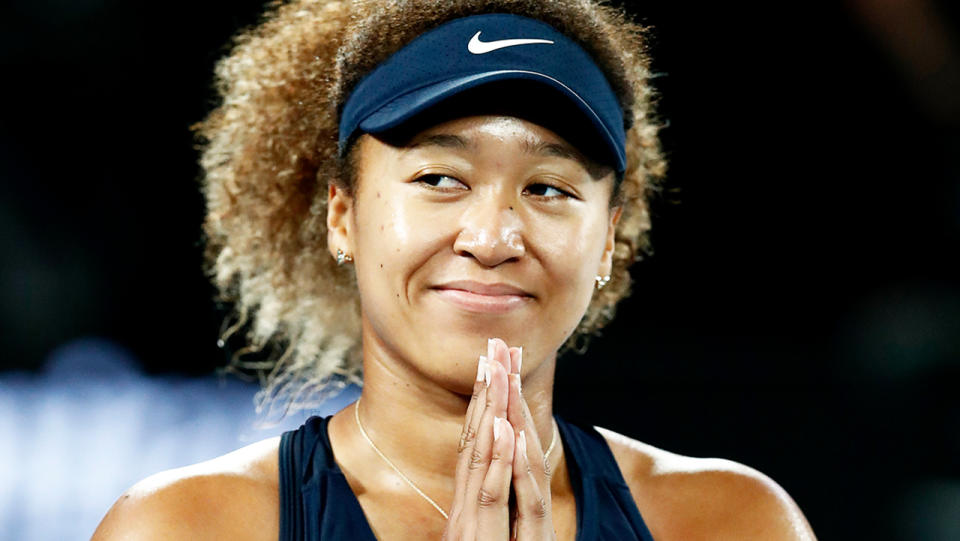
[336,249,353,266]
[595,274,610,290]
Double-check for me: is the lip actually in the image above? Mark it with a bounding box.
[431,281,533,314]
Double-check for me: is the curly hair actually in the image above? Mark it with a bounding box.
[194,0,666,416]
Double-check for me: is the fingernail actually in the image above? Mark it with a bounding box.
[494,416,502,441]
[487,338,496,362]
[476,355,487,382]
[518,430,527,456]
[510,373,522,395]
[484,361,491,387]
[517,346,523,373]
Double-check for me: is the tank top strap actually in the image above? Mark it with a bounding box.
[279,416,378,541]
[555,415,656,541]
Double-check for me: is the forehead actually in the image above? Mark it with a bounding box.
[410,116,572,150]
[358,114,613,179]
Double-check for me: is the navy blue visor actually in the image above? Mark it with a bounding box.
[338,13,627,174]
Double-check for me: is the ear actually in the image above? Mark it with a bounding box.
[598,206,622,278]
[327,182,354,261]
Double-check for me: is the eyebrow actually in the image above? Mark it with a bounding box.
[407,133,469,149]
[522,139,580,162]
[405,132,609,179]
[409,133,577,160]
[523,139,610,179]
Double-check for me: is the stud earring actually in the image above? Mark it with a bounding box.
[336,249,353,266]
[595,274,610,290]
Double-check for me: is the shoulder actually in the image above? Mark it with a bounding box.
[91,436,281,541]
[594,426,817,541]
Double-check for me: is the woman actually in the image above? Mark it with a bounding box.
[94,1,816,539]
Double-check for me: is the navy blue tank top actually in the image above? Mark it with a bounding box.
[279,414,655,540]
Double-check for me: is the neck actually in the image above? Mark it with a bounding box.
[330,329,561,508]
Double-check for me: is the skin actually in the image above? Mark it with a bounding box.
[92,116,817,541]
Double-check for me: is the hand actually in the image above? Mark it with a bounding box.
[443,338,556,540]
[504,343,557,540]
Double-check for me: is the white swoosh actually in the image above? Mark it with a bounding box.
[467,31,554,54]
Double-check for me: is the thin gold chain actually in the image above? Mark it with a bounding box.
[353,397,559,520]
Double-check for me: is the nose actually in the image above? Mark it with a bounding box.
[453,188,525,267]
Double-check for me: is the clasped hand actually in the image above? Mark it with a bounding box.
[442,338,557,541]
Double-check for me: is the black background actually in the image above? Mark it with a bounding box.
[2,1,958,539]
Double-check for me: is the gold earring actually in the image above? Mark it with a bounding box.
[336,249,353,266]
[595,274,610,290]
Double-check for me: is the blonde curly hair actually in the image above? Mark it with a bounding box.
[194,0,666,416]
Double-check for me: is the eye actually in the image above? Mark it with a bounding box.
[524,183,575,199]
[414,174,467,190]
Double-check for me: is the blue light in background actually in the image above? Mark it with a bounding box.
[0,336,359,540]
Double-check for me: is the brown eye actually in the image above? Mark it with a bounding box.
[415,174,467,189]
[525,183,574,199]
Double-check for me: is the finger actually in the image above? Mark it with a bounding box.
[460,357,510,531]
[505,344,546,497]
[507,372,528,438]
[507,377,554,495]
[476,416,515,540]
[459,355,489,454]
[450,355,489,523]
[505,344,529,461]
[508,346,522,375]
[512,429,555,539]
[488,337,511,373]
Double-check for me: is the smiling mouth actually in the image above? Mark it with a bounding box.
[431,281,533,314]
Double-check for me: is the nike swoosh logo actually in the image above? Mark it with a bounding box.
[467,31,554,54]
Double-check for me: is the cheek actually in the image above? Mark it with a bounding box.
[526,211,609,337]
[533,211,609,287]
[353,193,446,300]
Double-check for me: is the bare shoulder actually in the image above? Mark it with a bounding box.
[595,426,816,541]
[91,437,281,541]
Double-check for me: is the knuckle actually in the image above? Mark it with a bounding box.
[521,497,549,519]
[471,380,484,400]
[542,457,553,479]
[477,488,500,507]
[459,425,477,453]
[468,447,486,470]
[532,497,549,518]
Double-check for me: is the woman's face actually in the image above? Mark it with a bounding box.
[328,115,620,393]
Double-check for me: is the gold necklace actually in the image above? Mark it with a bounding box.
[353,396,559,519]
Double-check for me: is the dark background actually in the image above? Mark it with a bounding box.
[2,0,958,539]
